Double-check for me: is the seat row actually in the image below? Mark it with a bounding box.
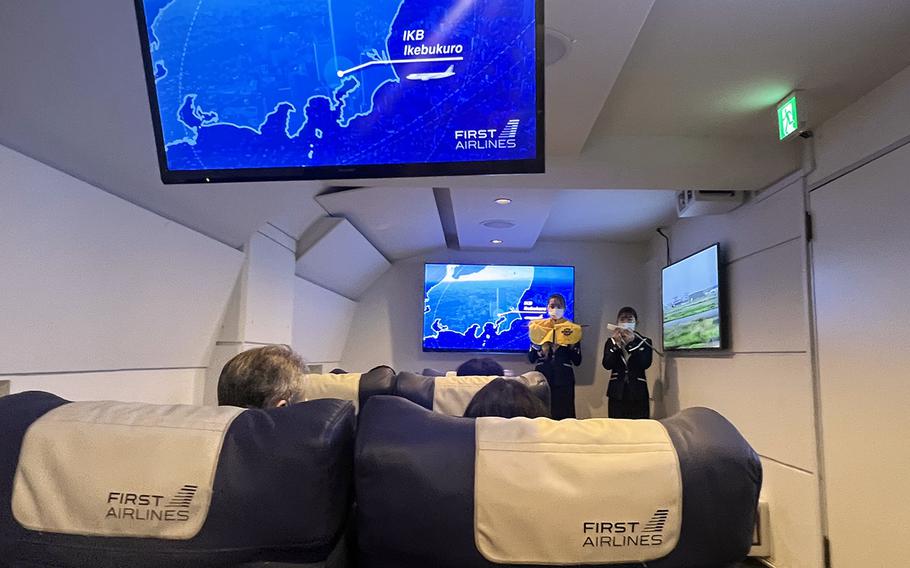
[0,369,762,568]
[298,366,551,416]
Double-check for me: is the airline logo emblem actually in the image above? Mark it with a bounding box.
[104,485,198,522]
[581,509,669,548]
[499,119,520,140]
[454,119,520,150]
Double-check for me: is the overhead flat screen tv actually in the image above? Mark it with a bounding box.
[662,244,725,351]
[423,264,574,353]
[134,0,544,184]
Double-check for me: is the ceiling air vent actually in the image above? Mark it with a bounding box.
[480,219,517,229]
[676,190,744,218]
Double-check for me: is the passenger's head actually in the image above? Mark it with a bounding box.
[617,306,638,328]
[217,345,304,408]
[547,293,567,320]
[456,357,505,377]
[464,378,550,419]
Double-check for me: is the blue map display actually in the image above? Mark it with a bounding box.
[140,0,538,173]
[423,264,575,353]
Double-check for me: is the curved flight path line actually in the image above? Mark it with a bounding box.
[337,56,464,77]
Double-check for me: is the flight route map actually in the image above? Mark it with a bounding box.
[141,0,538,171]
[423,264,574,352]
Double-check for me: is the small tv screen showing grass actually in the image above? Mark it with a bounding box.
[662,244,724,351]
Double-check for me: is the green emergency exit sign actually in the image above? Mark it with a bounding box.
[777,95,799,140]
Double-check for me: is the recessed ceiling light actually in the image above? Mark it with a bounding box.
[490,239,503,245]
[494,197,512,205]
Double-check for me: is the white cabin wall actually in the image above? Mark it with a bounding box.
[808,64,910,188]
[292,277,357,370]
[646,175,823,568]
[202,229,358,403]
[0,145,357,405]
[807,63,910,568]
[1,145,243,404]
[640,63,910,568]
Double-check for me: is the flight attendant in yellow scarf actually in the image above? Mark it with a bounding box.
[528,293,582,419]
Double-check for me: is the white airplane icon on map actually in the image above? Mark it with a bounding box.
[406,65,455,81]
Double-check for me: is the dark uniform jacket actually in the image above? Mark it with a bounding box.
[528,343,582,387]
[601,335,653,401]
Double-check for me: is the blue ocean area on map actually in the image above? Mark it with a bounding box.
[144,0,537,171]
[423,265,574,353]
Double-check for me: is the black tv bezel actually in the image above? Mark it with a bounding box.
[421,262,577,354]
[660,243,728,353]
[133,0,546,185]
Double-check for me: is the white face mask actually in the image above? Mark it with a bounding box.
[620,321,637,331]
[548,307,565,319]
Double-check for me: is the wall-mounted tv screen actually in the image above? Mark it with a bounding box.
[134,0,544,184]
[662,244,724,351]
[423,264,574,353]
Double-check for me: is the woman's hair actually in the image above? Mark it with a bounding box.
[217,345,304,408]
[463,378,550,419]
[456,357,505,377]
[617,306,638,320]
[547,293,567,309]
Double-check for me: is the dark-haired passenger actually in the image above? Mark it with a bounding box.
[456,357,505,377]
[217,345,304,408]
[463,378,550,419]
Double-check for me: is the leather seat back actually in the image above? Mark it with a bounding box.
[354,396,761,568]
[294,366,396,413]
[394,371,550,416]
[0,391,356,568]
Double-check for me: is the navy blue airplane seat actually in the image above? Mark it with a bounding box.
[394,371,551,416]
[0,391,356,568]
[295,365,396,413]
[420,367,446,377]
[355,396,762,568]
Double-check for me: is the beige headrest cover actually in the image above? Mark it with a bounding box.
[475,417,682,564]
[13,401,243,540]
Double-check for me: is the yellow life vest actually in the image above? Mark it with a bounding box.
[529,319,583,346]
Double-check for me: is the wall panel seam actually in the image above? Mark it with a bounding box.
[727,236,802,266]
[1,367,207,377]
[266,222,297,241]
[671,350,806,357]
[0,143,245,251]
[809,132,910,193]
[256,230,296,254]
[752,170,804,204]
[759,454,816,476]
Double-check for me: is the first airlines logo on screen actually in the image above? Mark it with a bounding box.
[454,120,520,150]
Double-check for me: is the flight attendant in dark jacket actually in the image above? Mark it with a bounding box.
[528,293,582,420]
[602,306,653,419]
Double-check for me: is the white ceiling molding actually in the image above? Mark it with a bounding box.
[545,0,656,156]
[295,217,391,300]
[316,187,446,260]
